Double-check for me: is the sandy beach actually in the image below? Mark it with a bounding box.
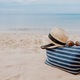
[0,31,80,80]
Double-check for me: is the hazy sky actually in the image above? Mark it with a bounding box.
[0,0,80,14]
[0,0,80,4]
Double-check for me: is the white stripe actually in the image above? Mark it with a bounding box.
[47,53,80,63]
[47,50,80,59]
[54,49,80,55]
[65,46,80,49]
[46,61,80,74]
[62,47,80,52]
[47,56,80,66]
[46,59,80,70]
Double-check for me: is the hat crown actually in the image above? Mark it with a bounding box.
[50,27,68,43]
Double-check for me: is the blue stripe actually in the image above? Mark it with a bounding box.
[47,51,80,60]
[46,60,80,71]
[64,46,80,49]
[47,57,80,68]
[69,46,80,49]
[47,49,80,56]
[45,46,80,74]
[49,46,80,53]
[58,48,80,53]
[47,54,80,65]
[47,53,80,63]
[45,60,80,74]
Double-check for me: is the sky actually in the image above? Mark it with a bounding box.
[0,0,80,4]
[0,0,80,14]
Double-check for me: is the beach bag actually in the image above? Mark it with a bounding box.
[45,46,80,75]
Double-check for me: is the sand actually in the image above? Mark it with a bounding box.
[0,31,80,80]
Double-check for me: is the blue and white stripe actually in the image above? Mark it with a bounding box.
[45,46,80,75]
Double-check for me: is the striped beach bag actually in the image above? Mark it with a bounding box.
[45,46,80,75]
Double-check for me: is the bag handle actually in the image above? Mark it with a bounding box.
[41,43,66,49]
[41,43,55,49]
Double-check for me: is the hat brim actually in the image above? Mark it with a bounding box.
[42,35,64,49]
[49,39,64,47]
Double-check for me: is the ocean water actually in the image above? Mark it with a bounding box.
[0,14,80,33]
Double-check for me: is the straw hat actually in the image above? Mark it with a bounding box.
[42,27,68,49]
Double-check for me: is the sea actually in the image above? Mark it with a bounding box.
[0,14,80,34]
